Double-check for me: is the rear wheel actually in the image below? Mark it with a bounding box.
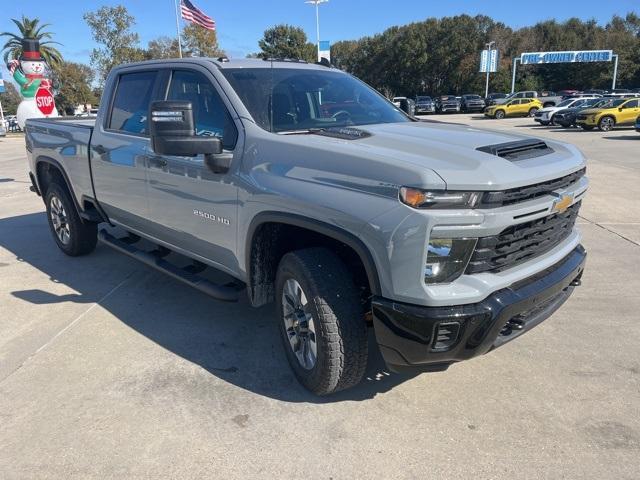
[275,248,368,395]
[528,107,539,117]
[494,110,505,119]
[45,182,97,256]
[598,116,615,132]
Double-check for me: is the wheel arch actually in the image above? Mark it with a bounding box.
[245,212,382,307]
[35,157,104,223]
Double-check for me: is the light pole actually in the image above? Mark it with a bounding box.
[305,0,328,60]
[485,41,496,99]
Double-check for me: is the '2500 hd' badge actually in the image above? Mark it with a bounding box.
[193,209,230,226]
[551,193,574,214]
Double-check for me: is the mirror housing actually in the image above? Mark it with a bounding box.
[149,100,223,159]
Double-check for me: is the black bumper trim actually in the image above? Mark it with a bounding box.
[372,245,586,373]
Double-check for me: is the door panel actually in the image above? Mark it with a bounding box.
[619,100,639,124]
[91,70,162,225]
[145,68,241,273]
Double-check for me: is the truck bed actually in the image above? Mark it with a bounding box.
[26,117,96,211]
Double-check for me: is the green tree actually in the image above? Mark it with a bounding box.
[0,16,63,66]
[258,24,316,62]
[146,36,180,59]
[51,61,97,114]
[182,24,224,57]
[83,5,146,85]
[0,82,21,115]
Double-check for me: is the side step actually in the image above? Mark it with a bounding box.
[98,229,244,302]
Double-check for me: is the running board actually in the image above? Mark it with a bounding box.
[98,229,244,302]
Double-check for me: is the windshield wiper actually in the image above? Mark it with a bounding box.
[277,128,326,135]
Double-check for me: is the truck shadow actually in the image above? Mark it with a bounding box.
[2,212,418,403]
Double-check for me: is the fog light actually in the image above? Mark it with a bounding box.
[425,238,477,284]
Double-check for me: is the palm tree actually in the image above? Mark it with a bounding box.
[1,16,63,67]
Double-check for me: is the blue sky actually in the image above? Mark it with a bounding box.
[1,0,638,85]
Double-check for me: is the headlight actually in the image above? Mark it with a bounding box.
[425,238,477,284]
[400,187,481,209]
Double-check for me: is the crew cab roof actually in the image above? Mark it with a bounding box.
[110,57,338,72]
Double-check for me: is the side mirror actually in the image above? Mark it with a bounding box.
[619,107,624,112]
[149,101,229,173]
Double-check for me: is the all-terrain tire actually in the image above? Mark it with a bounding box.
[45,182,98,256]
[275,248,368,395]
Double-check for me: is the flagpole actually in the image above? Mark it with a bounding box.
[174,0,183,58]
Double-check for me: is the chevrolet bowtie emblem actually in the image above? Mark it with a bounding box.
[552,193,574,214]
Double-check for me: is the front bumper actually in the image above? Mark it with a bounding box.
[372,245,586,373]
[416,105,435,113]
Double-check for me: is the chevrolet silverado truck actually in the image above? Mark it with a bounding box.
[25,58,587,395]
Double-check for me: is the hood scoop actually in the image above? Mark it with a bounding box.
[476,139,554,161]
[315,127,372,140]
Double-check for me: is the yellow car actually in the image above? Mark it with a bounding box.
[484,98,543,119]
[575,98,640,131]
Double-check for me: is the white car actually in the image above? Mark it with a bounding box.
[533,97,599,126]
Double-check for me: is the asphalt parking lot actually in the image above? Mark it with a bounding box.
[1,116,639,479]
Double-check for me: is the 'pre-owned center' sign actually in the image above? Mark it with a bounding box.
[521,50,613,65]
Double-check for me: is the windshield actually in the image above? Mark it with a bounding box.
[609,99,627,107]
[556,99,575,107]
[416,96,432,101]
[464,95,481,100]
[221,67,409,133]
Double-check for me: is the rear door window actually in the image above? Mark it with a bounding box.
[109,71,159,135]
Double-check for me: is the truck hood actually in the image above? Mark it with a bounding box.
[281,121,586,190]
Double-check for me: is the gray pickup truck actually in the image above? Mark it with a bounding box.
[25,58,587,395]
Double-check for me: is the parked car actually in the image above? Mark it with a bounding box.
[460,94,486,112]
[484,98,543,119]
[484,92,508,106]
[24,58,587,395]
[414,95,435,114]
[392,97,415,116]
[436,95,461,113]
[6,115,21,132]
[0,124,5,137]
[583,89,606,95]
[533,97,599,126]
[553,98,616,128]
[495,91,564,107]
[576,98,640,131]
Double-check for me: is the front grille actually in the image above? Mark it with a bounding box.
[466,201,581,274]
[480,168,585,207]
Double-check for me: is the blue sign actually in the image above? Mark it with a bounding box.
[521,50,613,65]
[480,49,499,73]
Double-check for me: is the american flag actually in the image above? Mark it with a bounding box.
[180,0,216,31]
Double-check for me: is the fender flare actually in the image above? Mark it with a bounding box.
[35,156,107,223]
[246,211,382,296]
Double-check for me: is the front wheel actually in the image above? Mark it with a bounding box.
[275,248,368,395]
[598,116,615,132]
[528,107,539,117]
[45,183,97,256]
[494,110,505,119]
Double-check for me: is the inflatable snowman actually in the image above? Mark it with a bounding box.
[8,38,59,128]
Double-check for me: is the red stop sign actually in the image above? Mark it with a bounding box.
[35,87,56,115]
